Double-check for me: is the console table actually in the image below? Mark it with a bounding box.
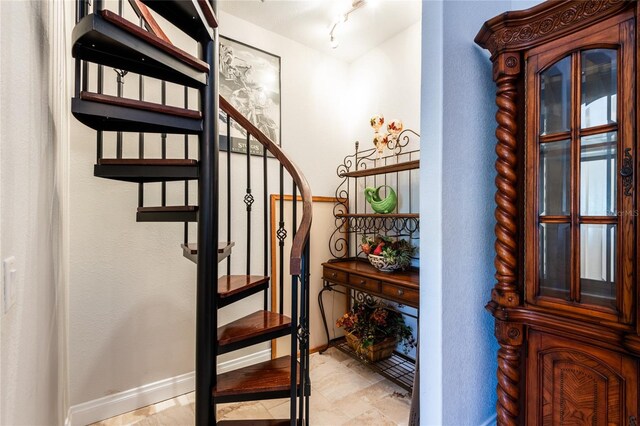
[319,259,418,391]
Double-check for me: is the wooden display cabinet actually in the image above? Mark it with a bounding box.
[476,1,640,424]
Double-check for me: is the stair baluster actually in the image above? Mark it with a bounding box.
[245,132,252,276]
[263,143,268,311]
[184,85,190,245]
[278,164,285,315]
[226,113,232,275]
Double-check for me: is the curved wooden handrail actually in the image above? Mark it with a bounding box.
[219,95,312,276]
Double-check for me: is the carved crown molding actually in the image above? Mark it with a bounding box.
[475,0,632,58]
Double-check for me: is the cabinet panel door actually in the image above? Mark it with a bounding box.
[524,16,636,324]
[527,331,638,425]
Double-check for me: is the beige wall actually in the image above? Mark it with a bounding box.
[0,0,71,423]
[67,5,351,417]
[347,21,422,151]
[66,3,421,421]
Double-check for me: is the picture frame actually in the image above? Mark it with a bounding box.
[218,36,282,156]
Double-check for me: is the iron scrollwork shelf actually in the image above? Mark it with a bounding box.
[335,213,419,235]
[329,129,421,259]
[321,129,420,393]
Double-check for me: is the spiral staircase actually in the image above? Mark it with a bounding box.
[71,1,312,424]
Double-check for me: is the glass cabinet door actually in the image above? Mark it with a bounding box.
[526,21,635,323]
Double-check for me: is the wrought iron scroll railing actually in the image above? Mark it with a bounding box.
[330,129,420,260]
[219,96,313,425]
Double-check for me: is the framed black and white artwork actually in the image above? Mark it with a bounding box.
[219,36,281,155]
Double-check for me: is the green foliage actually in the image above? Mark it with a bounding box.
[336,300,417,354]
[360,235,417,270]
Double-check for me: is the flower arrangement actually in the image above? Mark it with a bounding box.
[370,114,404,156]
[336,301,416,357]
[361,235,416,271]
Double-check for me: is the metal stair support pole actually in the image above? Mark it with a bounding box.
[196,29,219,426]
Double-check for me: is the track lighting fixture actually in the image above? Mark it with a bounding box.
[328,0,368,49]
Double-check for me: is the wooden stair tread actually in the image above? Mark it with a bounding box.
[100,10,209,72]
[94,159,198,183]
[72,96,202,134]
[217,421,292,426]
[218,310,291,346]
[137,205,198,213]
[218,275,270,299]
[80,92,201,120]
[213,356,299,397]
[72,13,206,88]
[98,158,197,166]
[136,205,197,222]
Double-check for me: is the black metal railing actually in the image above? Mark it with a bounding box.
[220,98,312,425]
[74,1,312,423]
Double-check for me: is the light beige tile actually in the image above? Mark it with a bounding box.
[153,398,178,413]
[340,358,385,384]
[324,347,351,363]
[342,408,397,426]
[309,350,344,370]
[175,393,191,406]
[133,404,194,425]
[309,355,343,382]
[376,392,411,424]
[332,380,411,421]
[269,392,350,426]
[265,400,290,419]
[218,401,273,420]
[260,397,289,410]
[313,368,374,402]
[119,405,158,426]
[217,401,247,418]
[330,385,380,419]
[330,391,376,419]
[97,350,412,426]
[91,418,123,426]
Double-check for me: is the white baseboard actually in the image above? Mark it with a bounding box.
[67,349,271,426]
[479,413,497,426]
[217,349,271,374]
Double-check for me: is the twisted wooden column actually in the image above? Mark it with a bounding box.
[491,53,523,426]
[495,320,524,426]
[492,53,520,307]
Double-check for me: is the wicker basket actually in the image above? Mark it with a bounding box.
[345,332,398,362]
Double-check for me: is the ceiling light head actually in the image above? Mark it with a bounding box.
[328,0,368,50]
[330,35,339,49]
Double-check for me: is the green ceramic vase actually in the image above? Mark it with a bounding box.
[364,185,397,214]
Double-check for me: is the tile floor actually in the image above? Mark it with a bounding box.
[92,347,411,426]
